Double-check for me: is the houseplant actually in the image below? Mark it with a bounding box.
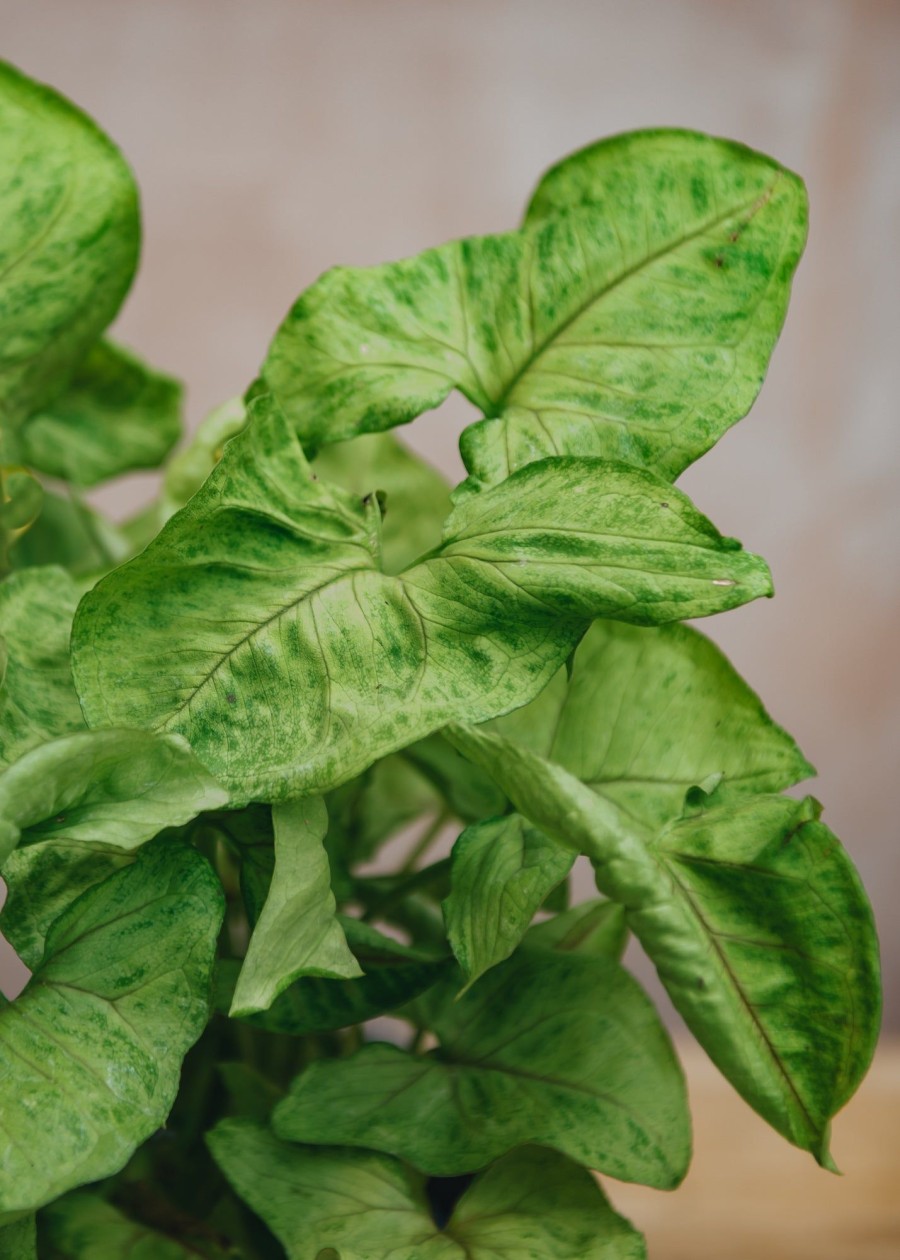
[0,58,880,1257]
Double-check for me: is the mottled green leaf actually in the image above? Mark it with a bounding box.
[447,722,879,1166]
[490,618,814,830]
[0,842,223,1214]
[262,131,804,496]
[39,1193,197,1259]
[313,430,451,573]
[274,949,689,1187]
[444,813,573,987]
[72,394,770,804]
[0,1215,35,1257]
[20,339,182,487]
[230,798,361,1018]
[0,61,138,437]
[0,727,228,867]
[223,918,449,1036]
[209,1121,646,1259]
[0,566,85,769]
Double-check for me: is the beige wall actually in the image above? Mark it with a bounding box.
[2,0,899,1024]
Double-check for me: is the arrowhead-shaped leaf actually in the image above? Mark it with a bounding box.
[20,339,182,487]
[0,842,223,1214]
[0,567,86,770]
[72,394,770,804]
[209,1121,647,1259]
[274,949,690,1187]
[230,797,362,1017]
[447,719,879,1165]
[0,61,139,436]
[261,130,805,496]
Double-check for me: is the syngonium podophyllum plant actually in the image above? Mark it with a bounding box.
[0,59,881,1259]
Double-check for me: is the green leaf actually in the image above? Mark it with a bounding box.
[0,1216,35,1257]
[524,897,628,959]
[490,618,814,829]
[444,813,573,987]
[223,918,449,1036]
[261,131,805,496]
[0,466,43,571]
[20,339,182,487]
[209,1120,646,1259]
[9,489,130,578]
[313,430,451,574]
[38,1193,198,1259]
[72,394,770,804]
[0,841,223,1214]
[401,733,506,823]
[0,61,139,437]
[274,949,689,1187]
[0,727,228,868]
[447,722,880,1166]
[0,566,86,770]
[230,798,362,1018]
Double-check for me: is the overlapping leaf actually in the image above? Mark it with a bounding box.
[72,393,770,803]
[210,1121,647,1259]
[39,1194,200,1259]
[446,627,879,1164]
[230,797,361,1017]
[261,130,805,496]
[20,339,182,487]
[0,842,223,1214]
[274,948,690,1187]
[0,60,139,438]
[0,1216,34,1257]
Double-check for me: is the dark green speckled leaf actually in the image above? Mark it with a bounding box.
[20,339,182,487]
[0,842,223,1215]
[209,1120,646,1259]
[0,61,139,440]
[261,130,805,495]
[274,948,689,1187]
[71,394,770,804]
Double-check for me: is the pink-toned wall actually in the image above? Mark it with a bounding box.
[2,0,898,1024]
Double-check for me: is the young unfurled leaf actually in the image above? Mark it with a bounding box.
[0,727,228,867]
[262,131,805,497]
[223,917,449,1036]
[443,813,573,987]
[20,339,182,487]
[448,721,879,1167]
[0,567,86,769]
[274,949,690,1188]
[0,61,139,437]
[230,798,362,1018]
[39,1193,199,1259]
[72,393,770,804]
[0,842,223,1214]
[209,1121,647,1259]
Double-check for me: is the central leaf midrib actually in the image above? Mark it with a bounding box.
[489,180,781,418]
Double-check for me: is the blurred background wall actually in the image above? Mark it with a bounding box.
[1,0,898,1025]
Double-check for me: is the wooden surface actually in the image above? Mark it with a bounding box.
[611,1039,900,1259]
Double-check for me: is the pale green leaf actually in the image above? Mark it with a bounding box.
[444,813,573,987]
[20,339,182,487]
[313,430,451,574]
[0,566,86,770]
[0,841,223,1214]
[0,727,228,867]
[223,917,449,1036]
[489,618,814,830]
[447,722,879,1166]
[0,466,43,571]
[262,131,805,495]
[72,394,770,804]
[0,61,139,436]
[9,489,130,579]
[0,1215,35,1257]
[209,1120,646,1259]
[39,1193,197,1259]
[230,797,362,1018]
[274,949,690,1187]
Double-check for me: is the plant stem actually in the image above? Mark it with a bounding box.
[400,808,451,874]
